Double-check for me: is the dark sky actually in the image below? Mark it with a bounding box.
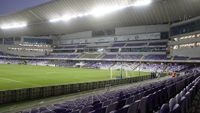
[0,0,52,16]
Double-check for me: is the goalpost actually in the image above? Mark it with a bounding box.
[109,63,134,79]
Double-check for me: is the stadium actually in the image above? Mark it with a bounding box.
[0,0,200,113]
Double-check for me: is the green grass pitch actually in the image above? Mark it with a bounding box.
[0,64,150,90]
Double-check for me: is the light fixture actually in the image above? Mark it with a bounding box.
[48,0,153,22]
[133,0,152,7]
[61,15,72,21]
[1,23,27,29]
[49,18,61,23]
[91,6,121,17]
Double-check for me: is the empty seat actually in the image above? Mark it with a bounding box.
[169,98,176,111]
[39,107,48,112]
[31,108,39,113]
[113,105,129,113]
[53,108,70,113]
[153,91,159,110]
[92,101,101,106]
[105,102,118,113]
[128,100,140,113]
[159,104,170,113]
[146,94,154,113]
[185,92,192,113]
[70,110,79,113]
[41,110,55,113]
[103,100,111,107]
[116,99,126,110]
[91,107,107,113]
[125,96,135,105]
[170,104,181,113]
[81,106,93,113]
[175,94,181,104]
[179,96,186,113]
[138,96,148,113]
[93,103,102,110]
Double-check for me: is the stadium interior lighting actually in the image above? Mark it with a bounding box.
[133,0,152,7]
[49,18,61,23]
[61,15,72,22]
[1,23,27,29]
[91,6,121,17]
[49,1,153,23]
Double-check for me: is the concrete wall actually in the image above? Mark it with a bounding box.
[60,31,92,40]
[59,32,161,45]
[115,25,169,35]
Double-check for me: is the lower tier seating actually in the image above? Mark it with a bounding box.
[159,74,200,113]
[19,74,200,113]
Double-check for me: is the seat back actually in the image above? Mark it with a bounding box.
[92,107,107,113]
[138,96,148,113]
[93,103,102,110]
[117,99,126,110]
[171,104,181,113]
[179,96,186,113]
[81,106,93,113]
[106,102,118,113]
[114,105,129,113]
[169,98,176,111]
[126,96,134,105]
[159,104,170,113]
[128,100,140,113]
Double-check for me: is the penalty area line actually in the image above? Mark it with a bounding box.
[0,77,41,87]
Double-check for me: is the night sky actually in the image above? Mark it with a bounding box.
[0,0,52,16]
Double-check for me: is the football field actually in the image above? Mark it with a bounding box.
[0,64,150,90]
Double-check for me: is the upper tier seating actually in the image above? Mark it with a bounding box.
[55,45,86,49]
[190,57,200,60]
[144,54,167,60]
[112,43,125,47]
[81,54,100,59]
[173,56,189,60]
[149,42,167,46]
[119,54,142,60]
[0,51,18,57]
[126,43,146,47]
[55,46,76,49]
[48,54,79,58]
[103,54,118,59]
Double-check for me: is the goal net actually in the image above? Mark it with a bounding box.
[109,63,135,79]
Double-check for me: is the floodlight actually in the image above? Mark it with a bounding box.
[133,0,152,7]
[1,23,27,29]
[49,18,61,23]
[91,6,120,17]
[61,15,72,21]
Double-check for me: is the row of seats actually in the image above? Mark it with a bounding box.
[159,75,200,113]
[18,74,199,113]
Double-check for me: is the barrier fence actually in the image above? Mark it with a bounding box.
[0,75,155,105]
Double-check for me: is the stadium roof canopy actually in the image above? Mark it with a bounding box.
[0,0,199,38]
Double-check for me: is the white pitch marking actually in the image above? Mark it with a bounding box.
[0,77,40,86]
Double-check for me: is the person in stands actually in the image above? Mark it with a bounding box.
[171,71,176,78]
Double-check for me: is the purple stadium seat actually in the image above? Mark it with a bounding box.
[81,106,93,113]
[91,107,107,113]
[112,105,129,113]
[171,104,181,113]
[159,104,170,113]
[128,100,140,113]
[105,102,119,113]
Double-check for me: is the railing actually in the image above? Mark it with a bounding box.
[0,75,154,105]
